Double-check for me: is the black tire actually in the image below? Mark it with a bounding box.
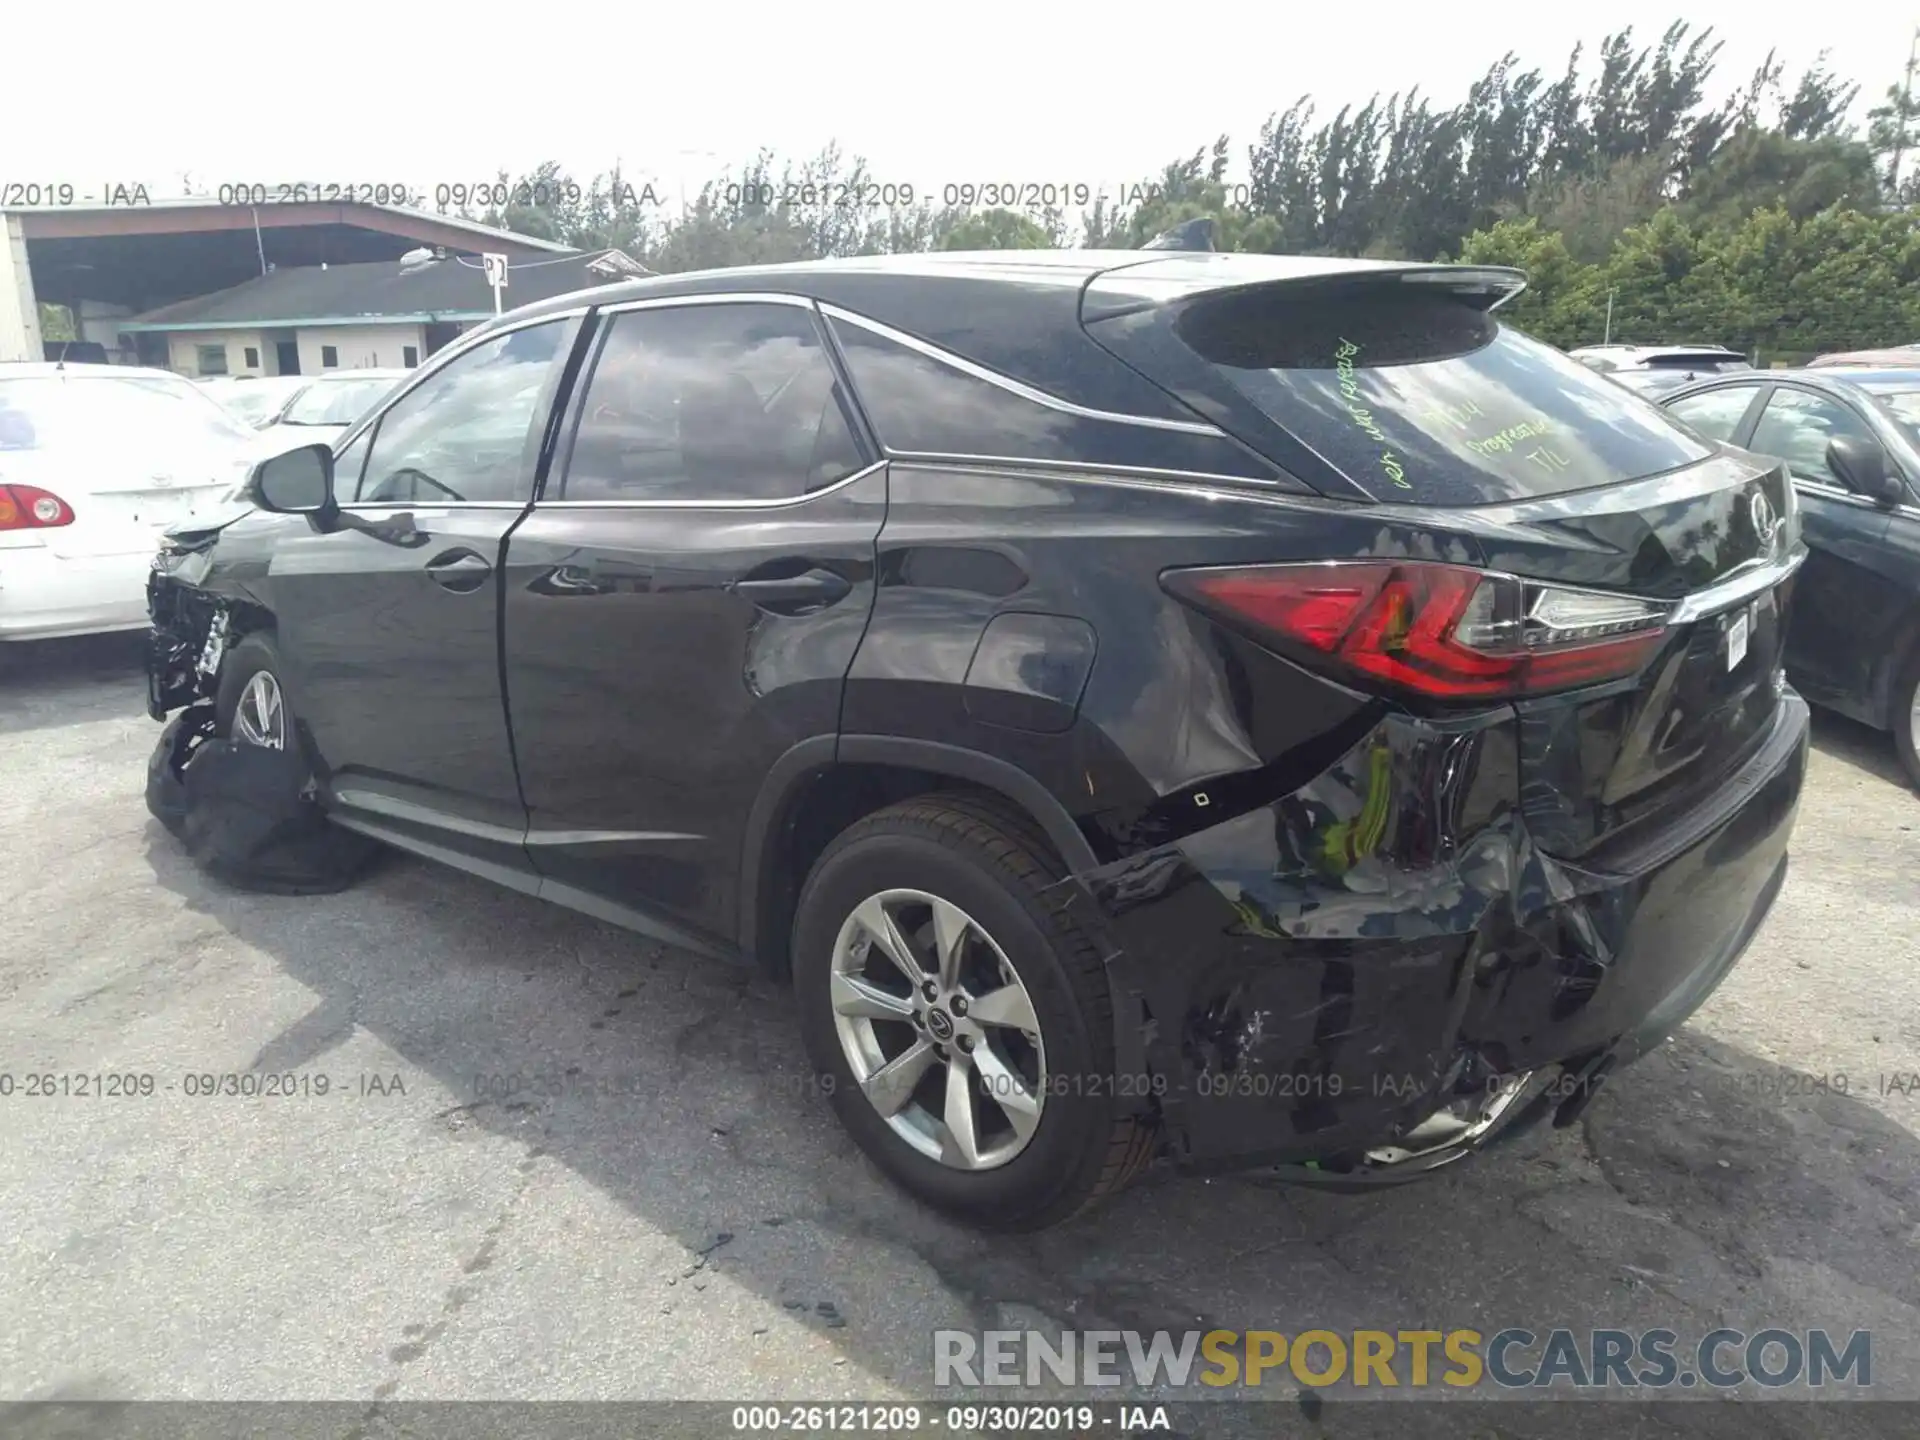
[183,630,380,894]
[793,793,1156,1231]
[1893,645,1920,791]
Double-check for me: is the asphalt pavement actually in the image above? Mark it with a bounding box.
[1,633,1916,1439]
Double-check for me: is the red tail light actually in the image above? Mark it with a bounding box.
[1163,561,1672,701]
[0,484,76,530]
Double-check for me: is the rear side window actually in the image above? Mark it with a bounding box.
[1665,385,1763,443]
[559,303,864,502]
[828,315,1276,480]
[1162,288,1712,504]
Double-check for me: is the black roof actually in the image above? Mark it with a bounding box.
[483,250,1525,421]
[123,249,648,331]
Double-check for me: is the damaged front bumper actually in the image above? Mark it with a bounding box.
[1064,689,1811,1182]
[145,554,228,721]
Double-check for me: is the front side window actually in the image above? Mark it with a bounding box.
[559,303,864,502]
[1665,385,1763,443]
[356,321,568,504]
[1747,389,1878,490]
[1153,288,1714,504]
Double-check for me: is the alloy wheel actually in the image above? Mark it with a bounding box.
[829,888,1046,1171]
[232,670,286,750]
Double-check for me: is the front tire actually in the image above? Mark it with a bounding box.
[793,795,1155,1230]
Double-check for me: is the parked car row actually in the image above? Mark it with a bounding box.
[1,364,271,641]
[1659,367,1920,784]
[196,370,411,449]
[0,364,408,644]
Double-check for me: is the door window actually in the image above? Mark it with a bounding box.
[1747,389,1878,489]
[559,303,865,502]
[1665,385,1762,443]
[356,320,569,504]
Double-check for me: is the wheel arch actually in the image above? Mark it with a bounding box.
[738,735,1101,982]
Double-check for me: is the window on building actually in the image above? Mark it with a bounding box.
[321,346,339,368]
[355,319,569,504]
[195,345,229,377]
[559,303,864,503]
[403,345,419,368]
[243,347,260,369]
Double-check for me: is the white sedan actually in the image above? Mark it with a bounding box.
[0,364,267,644]
[259,369,411,451]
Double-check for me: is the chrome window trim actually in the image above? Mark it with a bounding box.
[816,301,1229,438]
[594,292,818,316]
[887,452,1292,488]
[1795,477,1920,520]
[531,458,887,510]
[329,305,591,460]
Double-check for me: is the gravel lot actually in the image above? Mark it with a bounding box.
[2,634,1916,1437]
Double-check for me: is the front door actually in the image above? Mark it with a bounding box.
[263,315,580,874]
[502,299,884,948]
[1737,385,1903,714]
[275,341,300,377]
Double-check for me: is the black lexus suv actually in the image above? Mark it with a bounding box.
[145,250,1811,1230]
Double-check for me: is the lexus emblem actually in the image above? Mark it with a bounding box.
[926,1009,955,1041]
[150,473,176,488]
[1749,490,1782,548]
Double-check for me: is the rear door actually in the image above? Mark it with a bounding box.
[502,297,885,949]
[1730,383,1901,715]
[1084,267,1800,858]
[261,314,581,873]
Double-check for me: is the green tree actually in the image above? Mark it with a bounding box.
[938,208,1054,250]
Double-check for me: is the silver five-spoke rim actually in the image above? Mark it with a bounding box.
[830,888,1046,1171]
[233,670,286,750]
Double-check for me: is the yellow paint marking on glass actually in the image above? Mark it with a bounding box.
[1334,338,1413,491]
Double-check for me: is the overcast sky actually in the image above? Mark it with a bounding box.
[13,3,1917,211]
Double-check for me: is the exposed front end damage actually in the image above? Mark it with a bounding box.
[145,541,229,721]
[1063,690,1811,1183]
[143,530,381,894]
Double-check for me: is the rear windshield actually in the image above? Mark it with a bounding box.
[1168,289,1713,504]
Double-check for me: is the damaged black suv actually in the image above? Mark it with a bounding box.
[147,251,1811,1230]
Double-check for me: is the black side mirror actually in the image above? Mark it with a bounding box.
[1826,434,1905,505]
[248,443,336,517]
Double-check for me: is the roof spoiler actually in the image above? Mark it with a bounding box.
[1141,218,1216,252]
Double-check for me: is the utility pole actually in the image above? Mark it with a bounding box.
[1895,25,1919,196]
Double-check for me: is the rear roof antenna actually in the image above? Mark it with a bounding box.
[1141,217,1216,252]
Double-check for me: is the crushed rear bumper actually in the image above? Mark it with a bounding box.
[1068,690,1810,1178]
